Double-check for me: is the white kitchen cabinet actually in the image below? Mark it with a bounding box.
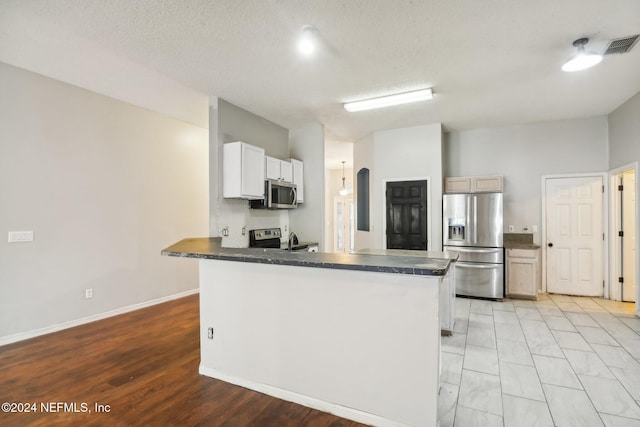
[265,156,293,183]
[290,159,304,203]
[444,175,503,194]
[444,177,472,194]
[223,142,265,199]
[506,248,540,299]
[472,176,503,193]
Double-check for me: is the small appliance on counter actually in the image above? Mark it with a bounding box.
[443,193,504,299]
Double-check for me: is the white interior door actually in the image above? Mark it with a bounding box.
[546,176,604,296]
[622,170,636,302]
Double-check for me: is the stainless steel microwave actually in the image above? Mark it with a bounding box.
[249,179,298,209]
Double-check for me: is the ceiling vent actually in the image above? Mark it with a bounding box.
[603,35,639,55]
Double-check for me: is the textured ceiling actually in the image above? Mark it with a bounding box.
[1,0,640,162]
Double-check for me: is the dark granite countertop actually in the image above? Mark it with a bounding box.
[162,238,452,276]
[279,241,319,250]
[357,248,459,261]
[503,233,540,249]
[504,243,541,249]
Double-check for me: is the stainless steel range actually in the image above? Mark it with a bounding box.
[443,193,504,299]
[248,228,282,248]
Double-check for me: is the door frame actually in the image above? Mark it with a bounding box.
[608,162,639,310]
[541,172,609,295]
[333,195,354,253]
[381,176,431,250]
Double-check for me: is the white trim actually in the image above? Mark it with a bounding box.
[608,162,638,310]
[0,288,199,346]
[381,176,432,251]
[541,172,608,296]
[199,366,411,427]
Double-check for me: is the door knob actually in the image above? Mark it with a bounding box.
[548,243,553,247]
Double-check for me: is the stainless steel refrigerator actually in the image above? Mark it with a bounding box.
[443,193,504,299]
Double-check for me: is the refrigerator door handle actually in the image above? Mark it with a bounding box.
[466,195,472,245]
[452,247,502,254]
[473,195,478,244]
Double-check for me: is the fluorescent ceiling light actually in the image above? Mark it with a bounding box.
[562,38,603,72]
[344,88,433,112]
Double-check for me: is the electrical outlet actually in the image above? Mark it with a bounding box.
[207,327,214,339]
[85,288,93,299]
[508,225,515,232]
[522,226,529,232]
[242,226,247,235]
[221,227,229,237]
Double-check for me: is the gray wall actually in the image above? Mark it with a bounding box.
[609,92,640,170]
[0,63,209,342]
[444,116,609,238]
[213,99,290,247]
[289,125,326,250]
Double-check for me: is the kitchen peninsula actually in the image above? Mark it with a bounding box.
[162,238,454,427]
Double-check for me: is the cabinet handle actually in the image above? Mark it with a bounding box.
[548,243,553,247]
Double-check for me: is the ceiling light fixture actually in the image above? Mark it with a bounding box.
[298,25,318,56]
[338,161,349,196]
[344,88,433,112]
[562,38,603,72]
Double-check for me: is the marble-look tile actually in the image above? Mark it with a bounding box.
[438,382,458,427]
[579,374,640,419]
[611,366,640,400]
[442,333,466,355]
[537,305,564,316]
[548,294,576,302]
[495,322,526,343]
[600,413,640,427]
[468,313,494,329]
[591,344,640,370]
[566,312,600,327]
[464,344,499,375]
[470,299,493,315]
[513,300,537,308]
[543,384,604,427]
[502,394,554,427]
[453,405,503,427]
[453,319,468,334]
[533,354,582,389]
[620,317,640,335]
[456,297,471,316]
[458,370,503,416]
[441,351,464,385]
[516,307,544,321]
[557,302,585,313]
[500,361,545,401]
[466,326,497,349]
[563,348,615,379]
[535,293,553,302]
[497,338,534,366]
[578,326,620,346]
[551,330,592,351]
[521,320,565,358]
[572,297,607,310]
[543,314,577,332]
[494,310,518,324]
[618,338,640,360]
[493,300,515,312]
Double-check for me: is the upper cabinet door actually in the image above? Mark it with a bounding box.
[280,161,293,183]
[223,142,265,199]
[444,177,472,194]
[265,156,281,180]
[472,176,503,193]
[290,159,304,203]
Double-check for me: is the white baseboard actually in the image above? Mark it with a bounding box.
[198,366,409,427]
[0,288,199,346]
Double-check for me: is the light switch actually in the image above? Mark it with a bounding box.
[8,231,34,243]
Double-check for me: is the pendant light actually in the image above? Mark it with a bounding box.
[562,38,603,72]
[338,161,349,196]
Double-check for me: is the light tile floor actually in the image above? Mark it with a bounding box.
[439,294,640,427]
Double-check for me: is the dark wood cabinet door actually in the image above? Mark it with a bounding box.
[386,180,428,250]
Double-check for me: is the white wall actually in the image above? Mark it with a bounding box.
[0,63,209,342]
[214,99,289,247]
[609,92,640,170]
[354,124,443,251]
[290,125,326,250]
[445,116,609,240]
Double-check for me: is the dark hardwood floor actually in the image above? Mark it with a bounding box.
[0,294,369,427]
